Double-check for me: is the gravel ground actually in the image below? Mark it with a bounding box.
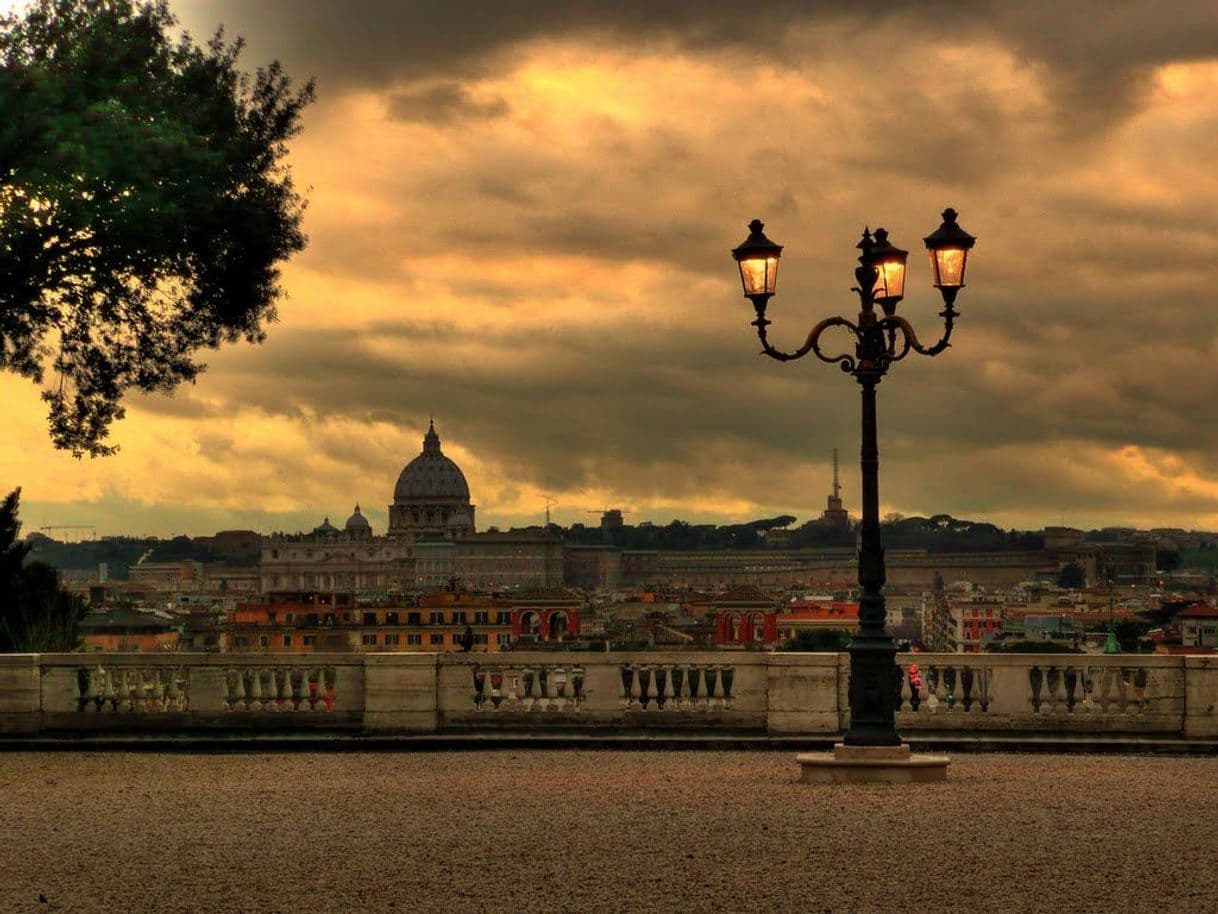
[2,750,1216,913]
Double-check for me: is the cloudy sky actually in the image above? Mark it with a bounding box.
[5,0,1218,537]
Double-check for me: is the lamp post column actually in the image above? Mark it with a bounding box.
[843,375,901,746]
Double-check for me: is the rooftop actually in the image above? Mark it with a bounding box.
[3,750,1215,912]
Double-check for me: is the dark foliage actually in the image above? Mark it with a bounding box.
[0,488,87,651]
[776,629,852,652]
[0,0,314,455]
[880,514,1044,554]
[1111,619,1152,652]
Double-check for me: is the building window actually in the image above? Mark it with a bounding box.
[474,633,488,645]
[474,611,489,624]
[258,635,269,648]
[234,636,249,649]
[430,633,443,646]
[408,612,422,625]
[303,635,316,647]
[286,613,294,623]
[384,633,401,645]
[496,611,511,625]
[453,611,466,625]
[497,633,511,646]
[282,634,292,647]
[385,612,399,625]
[362,634,377,646]
[407,634,423,646]
[363,612,377,625]
[429,611,444,625]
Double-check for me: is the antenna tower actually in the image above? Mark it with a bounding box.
[543,496,557,526]
[833,448,841,500]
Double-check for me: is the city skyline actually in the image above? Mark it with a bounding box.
[5,1,1218,536]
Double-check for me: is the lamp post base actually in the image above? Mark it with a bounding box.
[796,744,950,784]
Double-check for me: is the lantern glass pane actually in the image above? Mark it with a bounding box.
[931,247,967,288]
[874,258,906,302]
[739,256,779,296]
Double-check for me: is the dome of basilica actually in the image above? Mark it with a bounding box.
[344,504,372,533]
[393,420,471,503]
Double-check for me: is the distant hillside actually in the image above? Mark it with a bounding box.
[558,513,1042,553]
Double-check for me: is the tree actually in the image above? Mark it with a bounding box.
[0,0,314,455]
[0,488,88,651]
[1156,549,1182,575]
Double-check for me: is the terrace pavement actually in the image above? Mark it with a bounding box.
[3,750,1216,913]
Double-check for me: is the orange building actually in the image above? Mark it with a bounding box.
[80,608,180,652]
[223,591,519,653]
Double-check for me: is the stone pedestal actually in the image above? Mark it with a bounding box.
[796,743,949,784]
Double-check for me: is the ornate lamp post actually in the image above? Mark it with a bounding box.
[732,209,976,749]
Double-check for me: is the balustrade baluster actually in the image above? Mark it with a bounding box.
[943,666,957,711]
[687,667,702,709]
[554,668,569,710]
[977,666,990,713]
[253,669,267,711]
[654,667,668,710]
[670,667,685,709]
[704,667,718,709]
[1078,668,1094,713]
[1028,665,1043,713]
[571,668,585,710]
[90,667,105,711]
[538,667,550,711]
[288,669,303,710]
[637,667,652,710]
[1098,667,1114,713]
[1064,667,1078,713]
[898,666,912,712]
[115,668,131,712]
[933,666,948,712]
[619,664,633,710]
[960,666,974,712]
[79,668,94,711]
[721,666,734,708]
[1047,666,1062,712]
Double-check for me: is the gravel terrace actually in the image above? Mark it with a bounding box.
[2,750,1216,913]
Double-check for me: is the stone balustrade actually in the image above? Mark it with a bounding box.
[0,651,1215,739]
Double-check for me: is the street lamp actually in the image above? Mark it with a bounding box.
[732,208,976,748]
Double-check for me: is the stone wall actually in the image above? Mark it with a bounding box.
[2,651,1216,739]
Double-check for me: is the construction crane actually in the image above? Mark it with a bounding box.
[39,525,97,542]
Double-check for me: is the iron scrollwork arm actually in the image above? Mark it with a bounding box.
[755,314,860,373]
[877,306,957,362]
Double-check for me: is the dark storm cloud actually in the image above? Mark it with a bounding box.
[386,83,509,124]
[193,301,1218,521]
[186,0,1218,133]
